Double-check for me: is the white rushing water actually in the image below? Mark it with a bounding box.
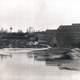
[0,48,79,80]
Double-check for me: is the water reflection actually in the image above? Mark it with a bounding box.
[0,48,79,80]
[0,54,12,61]
[0,48,45,65]
[0,48,78,71]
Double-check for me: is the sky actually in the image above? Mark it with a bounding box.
[0,0,80,32]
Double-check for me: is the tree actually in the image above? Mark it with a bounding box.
[10,27,13,32]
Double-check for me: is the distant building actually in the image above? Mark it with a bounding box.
[34,30,57,47]
[35,32,47,44]
[56,24,80,48]
[0,29,58,48]
[0,32,29,48]
[45,30,57,47]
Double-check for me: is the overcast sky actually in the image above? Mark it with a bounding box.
[0,0,80,32]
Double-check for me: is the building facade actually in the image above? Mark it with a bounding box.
[45,30,57,47]
[56,24,80,48]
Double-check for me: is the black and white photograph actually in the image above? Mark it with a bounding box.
[0,0,80,80]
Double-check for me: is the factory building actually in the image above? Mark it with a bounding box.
[56,24,80,48]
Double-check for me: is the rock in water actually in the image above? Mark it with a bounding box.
[69,48,80,60]
[59,48,80,71]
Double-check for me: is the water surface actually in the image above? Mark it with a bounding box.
[0,48,79,80]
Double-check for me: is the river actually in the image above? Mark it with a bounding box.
[0,48,79,80]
